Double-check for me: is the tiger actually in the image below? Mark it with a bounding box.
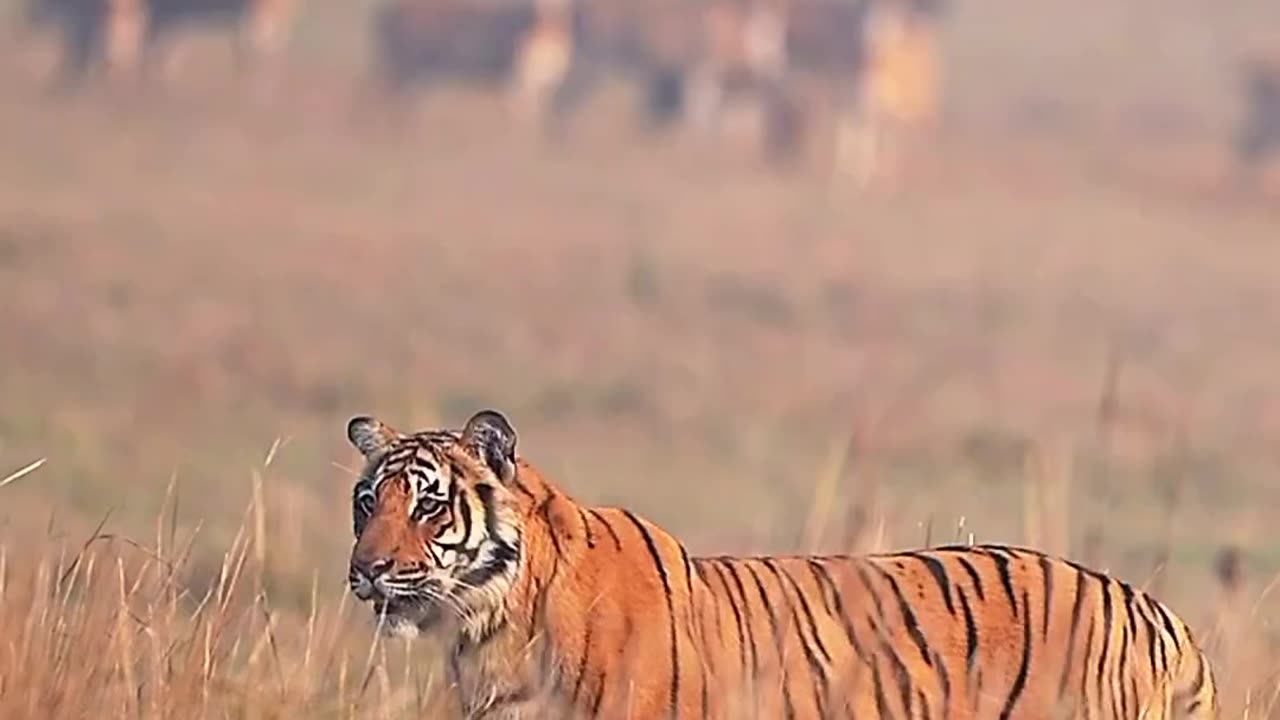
[345,408,1219,719]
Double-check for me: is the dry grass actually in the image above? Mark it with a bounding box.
[0,498,455,718]
[2,0,1280,715]
[2,462,1279,718]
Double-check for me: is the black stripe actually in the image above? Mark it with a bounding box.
[687,552,707,720]
[871,564,934,668]
[983,549,1019,616]
[1079,614,1097,720]
[538,495,565,558]
[1120,583,1140,644]
[1150,599,1184,653]
[1057,563,1086,697]
[587,509,622,551]
[1133,594,1166,677]
[679,543,696,596]
[767,561,832,663]
[975,666,986,715]
[870,661,890,717]
[708,561,747,686]
[578,508,596,549]
[882,629,914,715]
[1038,554,1054,641]
[954,554,987,601]
[720,561,759,708]
[457,484,519,588]
[854,565,886,621]
[932,649,952,718]
[693,564,719,718]
[588,680,605,718]
[805,561,839,617]
[457,540,518,588]
[957,586,979,676]
[1094,580,1115,715]
[476,484,500,537]
[855,562,913,713]
[744,562,796,720]
[513,476,539,502]
[997,590,1033,720]
[912,553,957,616]
[763,560,831,718]
[457,487,473,540]
[1114,607,1131,719]
[700,662,710,720]
[694,559,711,585]
[1126,587,1162,696]
[808,560,873,663]
[621,511,679,719]
[698,561,727,649]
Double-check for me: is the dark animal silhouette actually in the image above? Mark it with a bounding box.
[26,0,294,90]
[1235,55,1280,188]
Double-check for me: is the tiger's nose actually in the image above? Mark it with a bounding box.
[352,557,394,582]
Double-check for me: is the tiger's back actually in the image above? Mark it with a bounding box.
[682,546,1217,719]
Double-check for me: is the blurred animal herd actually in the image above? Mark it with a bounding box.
[14,0,954,188]
[16,0,1280,189]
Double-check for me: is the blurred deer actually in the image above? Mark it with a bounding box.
[25,0,301,91]
[833,0,943,188]
[674,0,945,179]
[1233,51,1280,191]
[509,0,576,128]
[370,0,583,137]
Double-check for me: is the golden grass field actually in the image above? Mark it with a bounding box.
[1,0,1279,716]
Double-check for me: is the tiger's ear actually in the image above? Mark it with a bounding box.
[347,416,400,458]
[461,409,517,483]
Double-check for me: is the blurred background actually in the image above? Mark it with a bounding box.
[1,0,1279,716]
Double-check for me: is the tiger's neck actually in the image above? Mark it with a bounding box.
[447,461,595,714]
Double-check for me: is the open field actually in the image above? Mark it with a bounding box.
[2,0,1280,715]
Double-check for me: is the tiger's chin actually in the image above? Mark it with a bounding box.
[368,598,443,639]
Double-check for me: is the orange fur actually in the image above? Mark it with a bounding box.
[346,410,1218,719]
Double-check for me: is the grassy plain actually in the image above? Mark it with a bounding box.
[1,0,1279,715]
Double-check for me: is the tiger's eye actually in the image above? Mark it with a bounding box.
[411,499,443,522]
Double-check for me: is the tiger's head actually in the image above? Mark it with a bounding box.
[345,409,524,639]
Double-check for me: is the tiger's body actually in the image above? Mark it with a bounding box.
[345,410,1218,719]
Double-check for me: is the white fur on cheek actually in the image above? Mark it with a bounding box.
[381,616,422,639]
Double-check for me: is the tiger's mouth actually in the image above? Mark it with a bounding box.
[367,596,443,636]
